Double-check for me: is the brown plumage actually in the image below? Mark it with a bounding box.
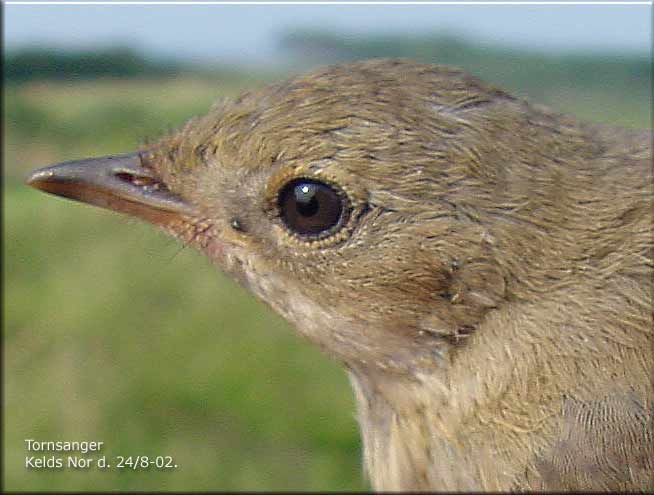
[27,60,653,491]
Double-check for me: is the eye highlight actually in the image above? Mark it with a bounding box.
[277,178,348,239]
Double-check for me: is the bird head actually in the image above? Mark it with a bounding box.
[27,60,572,376]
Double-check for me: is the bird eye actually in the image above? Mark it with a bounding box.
[277,178,347,239]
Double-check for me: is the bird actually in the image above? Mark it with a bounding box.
[26,59,653,491]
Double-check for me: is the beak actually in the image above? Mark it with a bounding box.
[26,152,195,225]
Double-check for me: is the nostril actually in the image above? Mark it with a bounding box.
[115,172,166,191]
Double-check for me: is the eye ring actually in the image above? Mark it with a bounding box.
[277,178,350,241]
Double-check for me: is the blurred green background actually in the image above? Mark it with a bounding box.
[4,22,652,493]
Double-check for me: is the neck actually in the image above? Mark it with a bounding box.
[347,266,653,491]
[347,324,542,491]
[348,365,489,490]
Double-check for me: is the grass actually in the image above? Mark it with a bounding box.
[3,64,651,491]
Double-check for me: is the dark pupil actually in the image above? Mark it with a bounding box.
[279,179,343,237]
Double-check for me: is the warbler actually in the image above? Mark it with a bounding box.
[27,60,653,491]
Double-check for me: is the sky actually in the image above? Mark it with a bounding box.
[4,3,652,67]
